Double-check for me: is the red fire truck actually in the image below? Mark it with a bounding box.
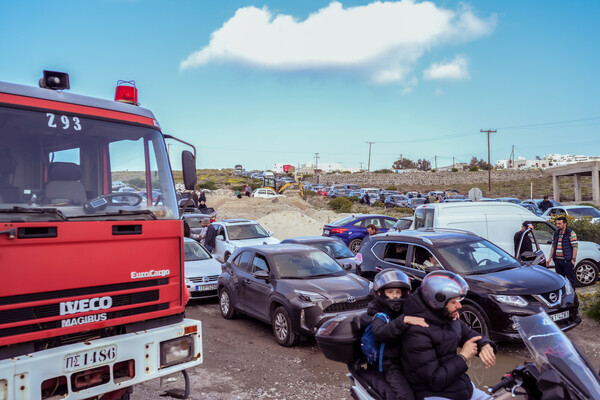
[0,71,202,399]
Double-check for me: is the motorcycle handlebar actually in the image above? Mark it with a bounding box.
[488,374,516,394]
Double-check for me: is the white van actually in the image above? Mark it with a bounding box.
[412,202,600,287]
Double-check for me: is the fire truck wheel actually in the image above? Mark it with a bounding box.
[219,287,236,319]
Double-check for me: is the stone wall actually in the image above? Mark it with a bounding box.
[306,170,546,187]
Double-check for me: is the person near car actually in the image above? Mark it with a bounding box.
[183,221,201,241]
[244,184,251,197]
[423,196,430,204]
[539,196,553,213]
[199,190,207,204]
[434,195,444,203]
[367,224,380,236]
[548,216,578,287]
[202,218,217,253]
[365,192,371,206]
[513,222,533,258]
[366,269,428,400]
[401,271,497,400]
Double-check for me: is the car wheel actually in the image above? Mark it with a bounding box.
[349,239,363,254]
[272,306,297,347]
[224,252,231,262]
[575,260,599,287]
[459,304,489,338]
[219,287,236,319]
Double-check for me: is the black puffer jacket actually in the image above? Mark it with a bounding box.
[400,288,496,400]
[365,295,410,369]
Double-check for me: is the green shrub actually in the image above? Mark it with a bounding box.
[374,169,393,174]
[372,200,384,208]
[126,177,145,189]
[569,217,600,244]
[469,166,479,172]
[198,181,218,190]
[347,196,360,203]
[303,190,317,197]
[451,168,459,172]
[431,169,437,173]
[329,197,353,213]
[385,185,398,191]
[582,290,600,322]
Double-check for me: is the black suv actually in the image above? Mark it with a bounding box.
[356,229,580,341]
[218,244,372,346]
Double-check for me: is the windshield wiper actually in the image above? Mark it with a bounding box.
[68,210,157,220]
[0,206,68,221]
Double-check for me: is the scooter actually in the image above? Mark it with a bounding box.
[315,311,600,400]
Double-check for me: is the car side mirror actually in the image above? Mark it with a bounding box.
[520,251,537,261]
[181,151,197,190]
[254,270,270,280]
[343,263,352,270]
[268,231,274,236]
[425,265,443,274]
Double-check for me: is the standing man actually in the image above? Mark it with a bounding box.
[244,184,251,197]
[539,196,553,213]
[548,216,578,287]
[364,192,371,206]
[401,271,496,400]
[202,218,217,253]
[513,222,533,258]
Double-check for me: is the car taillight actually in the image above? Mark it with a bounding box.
[330,228,348,234]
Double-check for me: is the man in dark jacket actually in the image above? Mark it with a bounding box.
[513,222,533,258]
[202,218,217,253]
[401,271,496,400]
[366,269,428,400]
[548,216,578,287]
[539,196,553,213]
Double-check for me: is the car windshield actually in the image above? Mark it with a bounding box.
[227,223,269,240]
[184,241,211,261]
[185,216,205,228]
[330,216,354,226]
[311,241,355,259]
[273,251,345,278]
[437,239,520,274]
[568,207,600,218]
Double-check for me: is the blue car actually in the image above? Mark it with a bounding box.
[322,214,398,254]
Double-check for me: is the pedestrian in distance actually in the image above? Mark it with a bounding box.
[365,269,428,400]
[202,218,217,253]
[539,196,553,213]
[199,190,207,204]
[548,216,578,287]
[244,184,252,197]
[513,222,534,258]
[365,192,371,206]
[401,271,497,400]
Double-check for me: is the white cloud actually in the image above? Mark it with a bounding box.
[180,1,495,85]
[423,55,470,80]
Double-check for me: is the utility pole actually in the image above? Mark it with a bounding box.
[366,142,375,172]
[314,153,320,173]
[452,156,455,169]
[481,129,497,191]
[359,161,364,171]
[434,155,437,169]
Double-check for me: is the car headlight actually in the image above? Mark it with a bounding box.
[368,281,374,293]
[563,277,574,296]
[160,336,194,368]
[295,290,327,302]
[490,294,528,307]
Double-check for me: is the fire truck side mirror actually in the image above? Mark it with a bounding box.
[182,151,197,190]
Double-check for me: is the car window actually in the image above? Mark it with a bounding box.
[252,255,269,273]
[411,246,440,271]
[234,251,254,272]
[186,217,203,228]
[437,240,519,274]
[352,219,364,227]
[381,242,409,265]
[311,241,354,259]
[184,241,211,261]
[363,218,382,228]
[227,224,269,240]
[531,221,555,244]
[569,207,600,218]
[273,251,344,278]
[382,218,396,229]
[414,208,434,229]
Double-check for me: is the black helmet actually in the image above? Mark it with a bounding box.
[421,270,468,310]
[373,269,411,292]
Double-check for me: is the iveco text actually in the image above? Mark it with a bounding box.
[60,296,113,315]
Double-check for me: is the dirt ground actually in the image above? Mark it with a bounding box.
[132,193,600,399]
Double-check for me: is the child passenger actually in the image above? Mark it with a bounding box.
[368,269,429,400]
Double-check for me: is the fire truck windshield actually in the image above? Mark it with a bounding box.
[0,106,178,220]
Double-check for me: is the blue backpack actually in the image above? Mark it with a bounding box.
[360,312,390,372]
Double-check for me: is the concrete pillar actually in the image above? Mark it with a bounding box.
[574,174,582,202]
[593,166,600,204]
[553,175,560,202]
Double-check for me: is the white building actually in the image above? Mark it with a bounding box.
[496,154,600,170]
[299,162,360,174]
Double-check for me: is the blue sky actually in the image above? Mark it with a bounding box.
[1,0,598,171]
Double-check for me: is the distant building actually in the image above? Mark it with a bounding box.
[272,163,296,173]
[298,162,360,174]
[496,154,600,170]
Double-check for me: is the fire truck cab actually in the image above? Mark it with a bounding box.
[0,72,202,399]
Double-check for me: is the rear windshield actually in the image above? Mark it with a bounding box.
[330,216,354,226]
[273,250,344,279]
[311,241,354,259]
[227,223,269,240]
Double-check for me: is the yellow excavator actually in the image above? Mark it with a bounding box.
[263,172,304,197]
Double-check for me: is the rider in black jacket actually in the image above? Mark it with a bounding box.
[401,271,497,400]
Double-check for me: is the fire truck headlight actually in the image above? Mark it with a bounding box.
[160,336,194,368]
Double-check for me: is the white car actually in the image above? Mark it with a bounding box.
[184,238,222,299]
[213,219,280,262]
[251,188,284,198]
[541,205,600,224]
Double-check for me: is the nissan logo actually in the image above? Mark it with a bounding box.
[347,296,356,303]
[549,292,558,302]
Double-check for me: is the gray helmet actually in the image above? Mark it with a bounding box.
[421,270,469,310]
[373,269,411,292]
